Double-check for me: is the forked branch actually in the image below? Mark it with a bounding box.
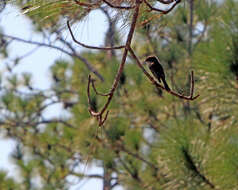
[71,0,198,126]
[85,0,142,126]
[87,75,110,126]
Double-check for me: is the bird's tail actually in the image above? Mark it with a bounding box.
[162,78,170,91]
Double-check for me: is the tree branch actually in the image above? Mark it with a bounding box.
[86,0,142,126]
[144,0,181,14]
[75,0,197,127]
[128,47,200,100]
[121,146,158,170]
[70,172,103,179]
[156,0,176,4]
[67,21,125,50]
[2,33,104,81]
[182,148,215,189]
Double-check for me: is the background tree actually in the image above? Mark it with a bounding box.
[1,0,238,190]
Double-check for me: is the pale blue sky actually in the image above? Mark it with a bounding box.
[0,4,122,190]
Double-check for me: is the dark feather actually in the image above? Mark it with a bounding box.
[145,56,170,91]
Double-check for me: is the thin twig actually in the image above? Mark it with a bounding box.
[86,0,142,126]
[67,21,125,50]
[121,146,158,170]
[87,75,110,126]
[87,75,95,114]
[99,110,109,126]
[128,47,200,100]
[2,33,73,55]
[2,33,104,81]
[144,0,181,14]
[69,172,103,179]
[76,0,196,126]
[35,119,76,129]
[156,0,176,4]
[189,70,194,98]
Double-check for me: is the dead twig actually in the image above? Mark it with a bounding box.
[2,33,104,81]
[87,75,109,125]
[189,70,195,98]
[72,0,197,126]
[156,0,176,4]
[86,0,142,126]
[144,0,181,14]
[129,47,200,100]
[67,21,125,50]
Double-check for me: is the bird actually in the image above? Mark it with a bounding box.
[144,56,171,91]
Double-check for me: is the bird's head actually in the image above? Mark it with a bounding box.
[144,56,158,67]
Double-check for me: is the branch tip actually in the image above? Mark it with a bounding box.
[67,20,125,50]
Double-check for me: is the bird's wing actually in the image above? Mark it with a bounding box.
[150,68,161,82]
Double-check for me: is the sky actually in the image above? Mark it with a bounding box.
[0,4,122,190]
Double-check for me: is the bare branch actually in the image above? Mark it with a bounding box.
[2,33,104,81]
[87,75,96,115]
[74,0,197,126]
[70,172,103,179]
[189,70,194,98]
[77,56,104,82]
[144,0,181,14]
[128,47,200,100]
[2,33,73,55]
[99,110,109,126]
[67,20,125,50]
[156,0,176,4]
[35,119,76,129]
[57,34,104,81]
[85,0,142,126]
[87,75,110,126]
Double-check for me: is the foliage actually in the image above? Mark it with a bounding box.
[0,0,238,190]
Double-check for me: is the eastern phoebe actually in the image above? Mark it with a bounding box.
[144,56,170,91]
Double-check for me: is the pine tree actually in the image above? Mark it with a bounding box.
[1,0,238,189]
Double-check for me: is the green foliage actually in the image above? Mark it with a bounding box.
[0,171,19,190]
[1,0,238,189]
[7,0,91,31]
